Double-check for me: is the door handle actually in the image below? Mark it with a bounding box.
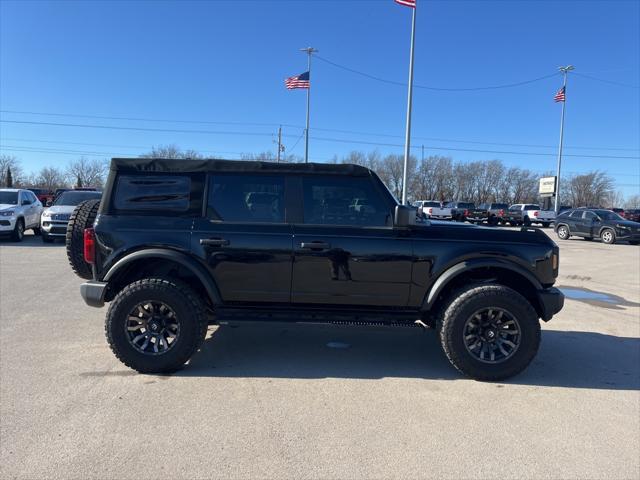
[200,238,230,247]
[300,241,331,250]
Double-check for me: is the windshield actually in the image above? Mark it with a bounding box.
[424,201,441,207]
[595,210,625,221]
[0,191,19,205]
[53,191,101,206]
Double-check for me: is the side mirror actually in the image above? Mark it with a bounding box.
[394,205,416,228]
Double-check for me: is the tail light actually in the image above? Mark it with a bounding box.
[428,208,433,214]
[534,211,539,217]
[464,209,469,217]
[498,209,504,216]
[83,228,96,264]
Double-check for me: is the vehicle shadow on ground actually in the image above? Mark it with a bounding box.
[178,324,639,390]
[0,234,63,247]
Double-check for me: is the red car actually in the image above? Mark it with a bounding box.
[623,209,640,222]
[28,188,53,206]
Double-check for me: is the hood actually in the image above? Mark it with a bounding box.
[0,204,17,211]
[411,221,555,246]
[613,220,640,228]
[43,205,77,215]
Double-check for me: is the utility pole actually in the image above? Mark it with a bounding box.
[401,4,417,204]
[555,65,574,214]
[301,47,318,163]
[275,125,284,163]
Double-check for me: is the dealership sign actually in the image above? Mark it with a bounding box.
[539,176,557,196]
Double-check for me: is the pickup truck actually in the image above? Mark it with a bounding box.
[467,203,509,225]
[414,200,449,219]
[67,158,564,381]
[505,204,546,226]
[445,201,475,222]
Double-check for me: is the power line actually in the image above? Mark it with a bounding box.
[314,54,561,91]
[2,110,637,152]
[2,119,638,160]
[572,72,639,89]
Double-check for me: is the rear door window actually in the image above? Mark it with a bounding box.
[207,174,285,223]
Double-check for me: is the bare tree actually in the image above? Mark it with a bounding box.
[567,171,614,207]
[36,166,66,191]
[0,155,23,187]
[604,190,625,208]
[624,194,640,209]
[140,145,204,159]
[66,157,108,188]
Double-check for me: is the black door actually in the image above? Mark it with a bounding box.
[567,210,587,236]
[191,173,293,304]
[291,175,413,307]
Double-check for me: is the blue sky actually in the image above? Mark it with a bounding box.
[1,0,639,195]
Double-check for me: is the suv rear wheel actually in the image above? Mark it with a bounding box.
[66,199,100,279]
[556,224,570,240]
[439,284,540,381]
[105,277,208,373]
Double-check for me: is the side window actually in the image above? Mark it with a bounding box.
[302,176,390,226]
[114,175,196,213]
[583,211,596,220]
[207,174,285,223]
[29,192,38,203]
[569,210,583,218]
[21,192,32,205]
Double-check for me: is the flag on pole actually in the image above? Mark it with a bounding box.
[395,0,416,7]
[285,71,310,89]
[554,86,566,102]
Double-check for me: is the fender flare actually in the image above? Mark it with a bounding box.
[422,258,543,311]
[103,248,222,305]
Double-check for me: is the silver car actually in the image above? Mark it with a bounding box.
[41,190,102,242]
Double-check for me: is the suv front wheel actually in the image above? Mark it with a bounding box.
[105,277,209,373]
[439,284,540,381]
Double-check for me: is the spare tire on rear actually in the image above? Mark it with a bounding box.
[66,199,100,279]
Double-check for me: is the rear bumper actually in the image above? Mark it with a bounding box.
[80,281,107,308]
[538,287,564,321]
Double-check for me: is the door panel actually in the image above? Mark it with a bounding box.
[292,226,413,306]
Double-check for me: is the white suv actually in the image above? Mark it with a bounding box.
[41,190,102,242]
[0,189,43,241]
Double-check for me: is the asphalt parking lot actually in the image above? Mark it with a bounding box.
[1,231,639,480]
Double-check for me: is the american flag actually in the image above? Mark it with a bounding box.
[554,86,566,102]
[285,71,310,89]
[395,0,416,7]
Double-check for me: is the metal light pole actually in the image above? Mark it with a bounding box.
[301,47,317,163]
[555,65,574,214]
[401,5,417,204]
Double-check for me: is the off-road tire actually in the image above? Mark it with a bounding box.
[11,218,24,242]
[439,284,541,381]
[66,199,100,279]
[105,278,209,374]
[600,228,616,245]
[556,224,570,240]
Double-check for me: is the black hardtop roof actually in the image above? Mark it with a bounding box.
[110,158,372,177]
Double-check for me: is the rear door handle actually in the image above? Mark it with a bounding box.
[200,238,230,247]
[300,241,331,250]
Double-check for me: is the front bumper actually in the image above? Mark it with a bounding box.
[537,287,564,321]
[41,219,70,236]
[616,230,640,241]
[0,216,17,232]
[80,281,107,307]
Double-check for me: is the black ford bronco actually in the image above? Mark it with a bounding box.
[67,158,563,380]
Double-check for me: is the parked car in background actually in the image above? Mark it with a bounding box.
[0,189,43,241]
[467,203,509,225]
[41,190,102,243]
[53,187,99,203]
[414,200,446,219]
[28,188,54,206]
[445,201,475,222]
[623,209,640,222]
[537,206,573,228]
[612,208,625,217]
[505,204,544,226]
[554,208,640,245]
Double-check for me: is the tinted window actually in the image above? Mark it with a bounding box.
[525,204,540,210]
[54,191,102,206]
[302,176,390,226]
[492,203,508,209]
[0,192,18,205]
[424,201,441,208]
[584,211,597,220]
[460,202,475,209]
[595,210,624,221]
[114,175,192,212]
[478,204,488,210]
[509,205,520,212]
[207,174,284,223]
[20,192,32,205]
[569,210,583,218]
